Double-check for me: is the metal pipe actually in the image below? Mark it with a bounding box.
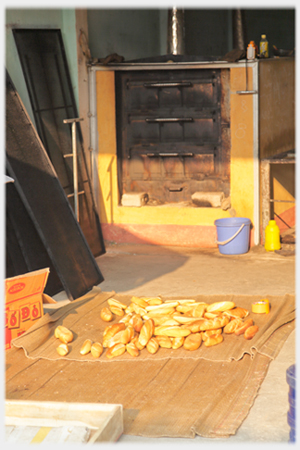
[252,61,260,246]
[232,9,247,50]
[88,67,100,215]
[167,7,185,55]
[63,117,84,222]
[71,121,79,221]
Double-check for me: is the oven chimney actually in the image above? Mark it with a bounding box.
[167,7,185,55]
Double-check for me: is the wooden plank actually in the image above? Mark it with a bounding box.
[259,59,295,159]
[6,400,123,443]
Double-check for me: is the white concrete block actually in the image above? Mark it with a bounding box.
[121,192,149,207]
[191,191,224,207]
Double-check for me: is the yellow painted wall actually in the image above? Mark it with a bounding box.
[96,67,255,228]
[230,67,255,223]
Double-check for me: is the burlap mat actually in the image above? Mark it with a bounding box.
[11,287,295,363]
[10,288,295,439]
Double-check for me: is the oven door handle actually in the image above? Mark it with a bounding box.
[144,152,194,157]
[143,82,192,88]
[145,117,193,123]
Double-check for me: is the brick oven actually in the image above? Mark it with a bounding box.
[88,57,295,248]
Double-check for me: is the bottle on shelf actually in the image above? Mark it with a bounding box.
[247,41,256,60]
[259,34,269,58]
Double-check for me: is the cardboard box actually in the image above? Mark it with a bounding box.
[5,268,50,350]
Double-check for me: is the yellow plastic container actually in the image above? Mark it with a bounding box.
[264,220,281,251]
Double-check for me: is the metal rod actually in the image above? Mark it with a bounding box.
[67,190,85,198]
[145,117,193,123]
[63,117,84,222]
[143,82,192,88]
[72,121,79,222]
[269,199,295,203]
[236,90,258,95]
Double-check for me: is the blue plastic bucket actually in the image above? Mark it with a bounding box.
[214,217,251,255]
[286,364,296,443]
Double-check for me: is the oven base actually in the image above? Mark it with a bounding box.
[101,223,255,248]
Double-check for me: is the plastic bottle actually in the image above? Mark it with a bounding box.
[247,41,256,60]
[264,219,281,251]
[259,34,269,58]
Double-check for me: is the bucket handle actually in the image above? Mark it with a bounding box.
[215,223,245,245]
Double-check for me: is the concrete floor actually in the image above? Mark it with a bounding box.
[55,242,296,445]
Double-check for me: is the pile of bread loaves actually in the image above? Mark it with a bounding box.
[54,296,259,358]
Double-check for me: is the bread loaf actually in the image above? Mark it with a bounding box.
[176,304,195,314]
[131,303,148,316]
[130,296,149,309]
[244,325,259,340]
[109,305,125,317]
[154,325,191,337]
[54,325,73,344]
[80,339,92,355]
[224,318,243,334]
[171,336,185,349]
[56,343,69,356]
[146,307,176,316]
[146,301,179,311]
[146,337,159,354]
[100,307,113,322]
[145,297,163,306]
[191,303,207,318]
[235,318,254,336]
[129,314,144,332]
[204,311,223,320]
[138,318,155,346]
[106,343,126,359]
[91,342,103,358]
[104,328,130,348]
[103,322,125,341]
[126,342,139,357]
[166,299,196,305]
[183,333,202,351]
[121,325,135,344]
[224,307,249,319]
[202,328,222,341]
[193,315,229,332]
[125,303,135,314]
[108,298,127,310]
[155,335,173,348]
[134,337,146,350]
[119,312,133,325]
[204,333,224,347]
[206,301,235,313]
[184,319,205,333]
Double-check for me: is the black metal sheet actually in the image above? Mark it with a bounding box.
[6,182,64,296]
[6,73,104,301]
[13,28,105,258]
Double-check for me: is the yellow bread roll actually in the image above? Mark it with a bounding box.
[91,342,103,358]
[204,333,224,347]
[138,319,155,346]
[106,343,126,359]
[54,326,73,344]
[183,333,202,351]
[56,343,69,356]
[80,339,92,355]
[100,307,113,322]
[206,301,235,313]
